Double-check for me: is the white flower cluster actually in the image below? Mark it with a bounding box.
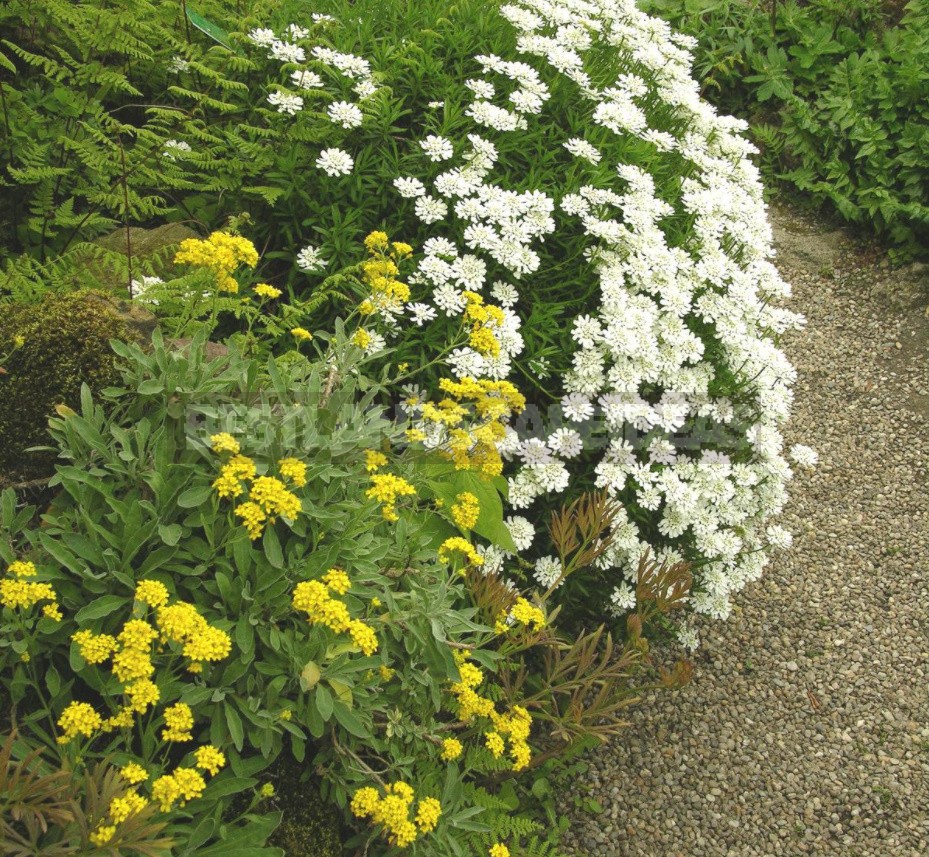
[490,0,806,619]
[265,0,810,625]
[389,0,809,621]
[463,54,551,131]
[408,232,527,381]
[250,23,379,178]
[163,139,192,161]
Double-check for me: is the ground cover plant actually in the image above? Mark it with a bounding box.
[640,0,929,256]
[0,0,822,853]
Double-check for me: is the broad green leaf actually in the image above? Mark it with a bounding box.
[315,684,333,721]
[158,523,183,546]
[178,485,213,508]
[186,10,233,50]
[262,526,283,568]
[331,700,370,738]
[300,661,321,690]
[225,705,244,751]
[75,595,128,622]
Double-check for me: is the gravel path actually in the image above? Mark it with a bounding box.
[566,209,929,856]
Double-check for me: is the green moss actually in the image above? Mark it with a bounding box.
[0,290,130,480]
[263,759,343,857]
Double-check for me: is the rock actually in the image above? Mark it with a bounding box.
[93,222,198,258]
[82,292,159,342]
[87,223,199,292]
[168,338,230,361]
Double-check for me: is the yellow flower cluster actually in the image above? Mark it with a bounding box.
[485,731,505,757]
[57,701,104,743]
[156,599,232,667]
[490,845,511,857]
[89,825,116,846]
[210,432,240,454]
[161,702,194,742]
[322,567,351,595]
[109,790,147,823]
[449,652,533,771]
[278,457,308,487]
[494,597,546,635]
[174,232,258,294]
[438,537,483,567]
[365,473,417,522]
[364,231,390,252]
[352,328,372,350]
[438,377,525,422]
[358,231,413,318]
[0,560,61,620]
[440,737,463,761]
[415,797,442,835]
[67,584,230,739]
[194,744,226,776]
[250,476,302,519]
[135,579,170,608]
[71,613,162,730]
[463,291,505,357]
[350,782,441,847]
[291,326,313,341]
[292,570,378,655]
[8,560,36,577]
[364,449,388,472]
[494,708,532,770]
[415,377,524,476]
[151,766,206,811]
[212,454,255,498]
[90,787,150,844]
[450,492,480,529]
[121,762,149,785]
[253,283,282,300]
[211,442,306,539]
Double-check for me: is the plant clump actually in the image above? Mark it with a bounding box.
[0,290,130,479]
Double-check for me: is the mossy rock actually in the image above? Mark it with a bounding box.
[0,290,131,481]
[87,223,200,293]
[93,223,198,258]
[260,759,344,857]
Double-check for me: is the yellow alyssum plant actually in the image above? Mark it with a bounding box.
[350,781,442,848]
[2,563,236,848]
[450,491,480,529]
[0,560,62,624]
[413,376,525,477]
[210,434,306,539]
[292,569,378,656]
[447,650,533,772]
[62,582,232,740]
[174,232,259,294]
[365,472,417,522]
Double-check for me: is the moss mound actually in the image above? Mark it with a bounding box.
[266,762,343,857]
[0,290,130,480]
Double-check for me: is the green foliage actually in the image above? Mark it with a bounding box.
[0,0,251,263]
[0,241,153,302]
[0,731,176,856]
[642,0,929,256]
[0,245,690,854]
[0,289,130,479]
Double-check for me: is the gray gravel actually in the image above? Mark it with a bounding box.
[565,208,929,857]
